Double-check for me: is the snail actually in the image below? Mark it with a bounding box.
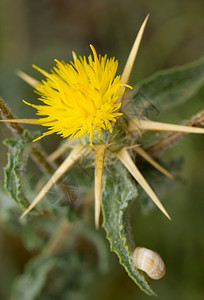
[132,247,166,280]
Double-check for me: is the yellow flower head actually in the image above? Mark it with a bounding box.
[24,45,128,143]
[4,14,204,229]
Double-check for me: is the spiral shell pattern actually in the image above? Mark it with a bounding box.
[133,247,166,280]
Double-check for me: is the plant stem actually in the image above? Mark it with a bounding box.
[42,218,73,256]
[0,97,24,135]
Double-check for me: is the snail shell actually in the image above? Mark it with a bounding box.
[132,247,166,280]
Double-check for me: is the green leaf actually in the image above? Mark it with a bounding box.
[3,130,32,209]
[101,162,155,296]
[132,56,204,113]
[11,256,57,300]
[11,251,100,300]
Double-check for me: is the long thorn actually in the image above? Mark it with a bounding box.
[16,70,39,88]
[120,15,149,87]
[48,141,75,161]
[20,143,87,219]
[133,146,174,180]
[94,145,106,229]
[117,147,171,220]
[0,118,42,125]
[129,118,204,134]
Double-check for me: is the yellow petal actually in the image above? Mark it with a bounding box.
[94,144,106,228]
[129,118,204,134]
[20,143,87,219]
[16,70,39,88]
[116,147,171,220]
[133,146,174,180]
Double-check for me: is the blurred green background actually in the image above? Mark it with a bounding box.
[0,0,204,299]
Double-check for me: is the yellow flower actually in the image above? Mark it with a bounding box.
[24,45,127,144]
[1,15,204,228]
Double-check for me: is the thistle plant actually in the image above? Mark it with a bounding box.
[0,16,204,297]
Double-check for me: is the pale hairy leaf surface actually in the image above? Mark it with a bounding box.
[102,161,155,296]
[3,130,32,209]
